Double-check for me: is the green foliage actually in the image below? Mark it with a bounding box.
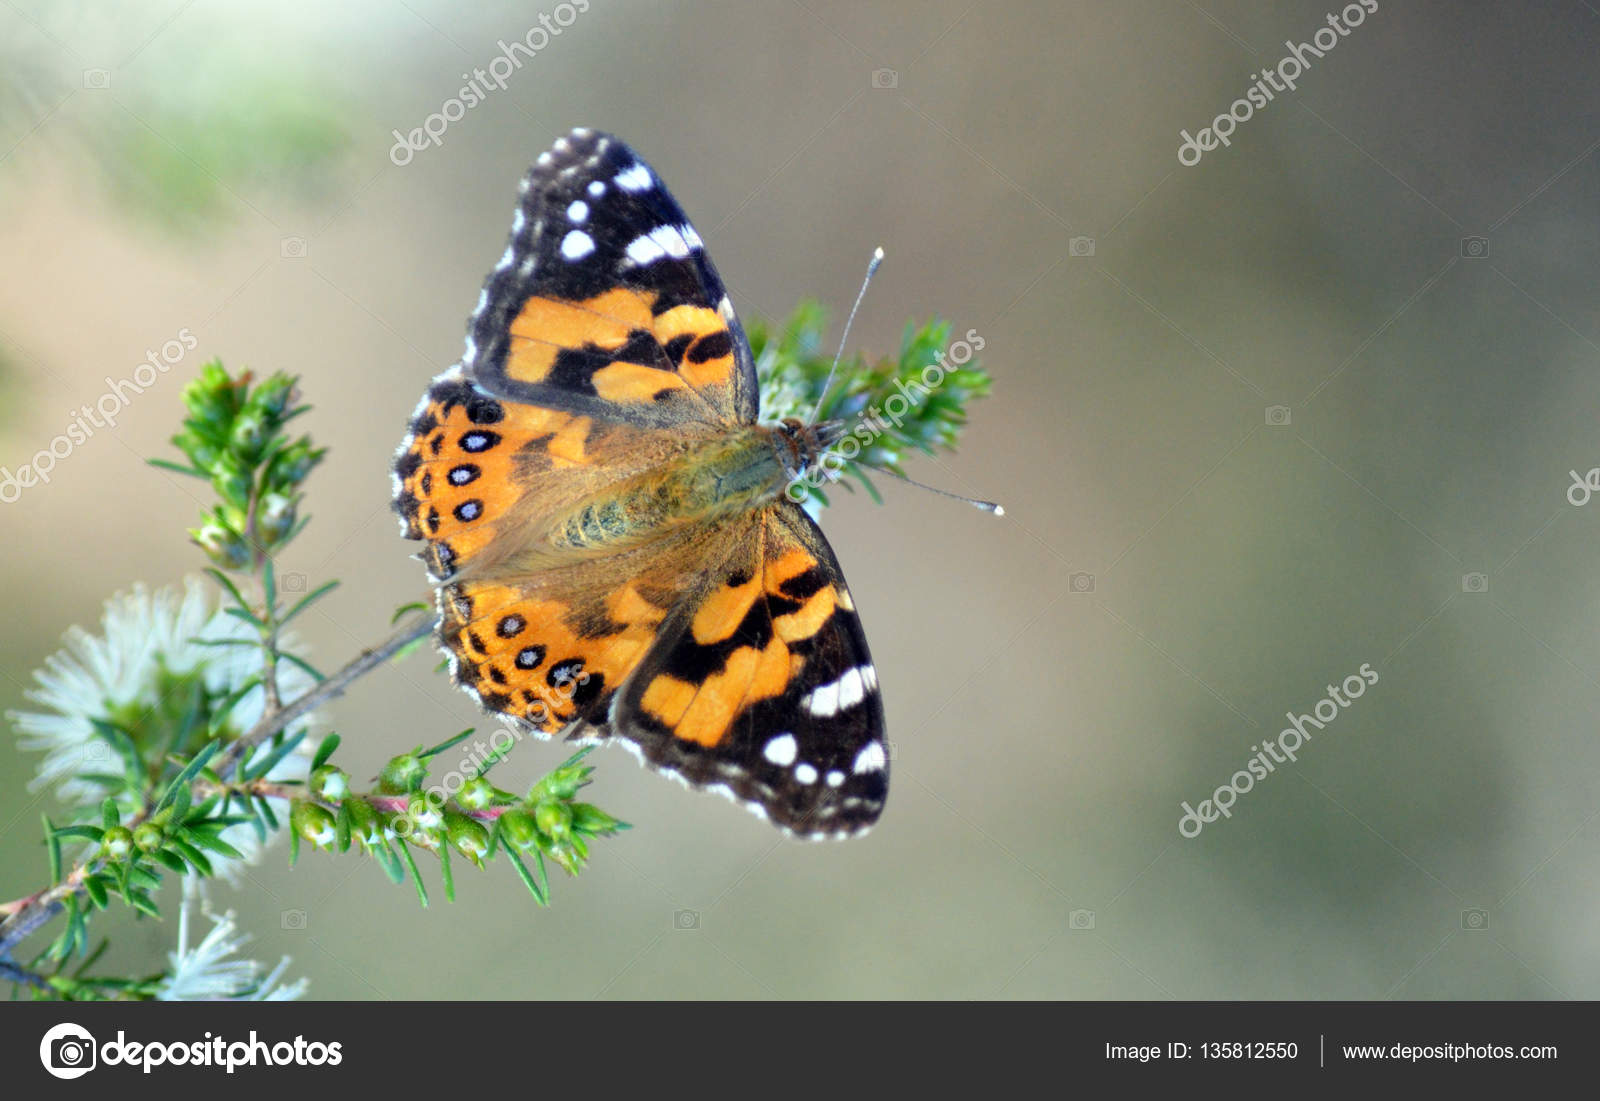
[291,744,625,907]
[750,302,991,507]
[155,361,325,570]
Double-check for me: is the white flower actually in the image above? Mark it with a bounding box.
[8,578,314,877]
[158,897,307,1001]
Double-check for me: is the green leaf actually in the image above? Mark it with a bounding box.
[204,567,256,619]
[279,652,326,683]
[83,875,110,911]
[280,579,339,626]
[157,740,221,812]
[100,799,120,832]
[395,838,429,908]
[420,728,475,760]
[223,605,264,628]
[147,457,207,478]
[127,863,161,890]
[243,730,305,781]
[261,559,278,616]
[168,838,213,876]
[373,839,405,884]
[44,815,61,884]
[182,828,244,861]
[152,848,188,875]
[439,835,455,903]
[311,733,341,772]
[51,825,105,844]
[169,783,192,827]
[254,794,279,832]
[391,601,430,624]
[127,890,161,919]
[334,803,352,853]
[502,841,549,906]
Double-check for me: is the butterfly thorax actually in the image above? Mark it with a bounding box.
[548,417,842,555]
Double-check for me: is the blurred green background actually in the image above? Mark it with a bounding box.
[5,0,1600,999]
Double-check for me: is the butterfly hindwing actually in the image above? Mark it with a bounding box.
[463,128,757,428]
[610,502,888,837]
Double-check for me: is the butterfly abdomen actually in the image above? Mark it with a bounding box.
[549,426,789,553]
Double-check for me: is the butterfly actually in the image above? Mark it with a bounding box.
[392,128,889,838]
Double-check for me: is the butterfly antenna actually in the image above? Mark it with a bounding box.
[881,471,1005,516]
[808,247,884,426]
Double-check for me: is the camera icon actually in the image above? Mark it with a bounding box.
[673,908,700,930]
[81,740,111,763]
[1069,571,1095,594]
[1461,572,1489,594]
[1069,908,1096,931]
[280,572,307,593]
[39,1023,97,1079]
[83,69,111,89]
[1461,908,1489,931]
[1068,235,1096,257]
[280,908,308,931]
[1265,404,1292,426]
[281,236,308,258]
[1460,236,1489,260]
[870,68,898,89]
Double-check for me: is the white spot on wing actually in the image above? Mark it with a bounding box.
[826,770,845,788]
[560,230,594,260]
[587,180,605,197]
[614,162,652,192]
[567,200,588,223]
[804,680,839,718]
[837,667,864,710]
[649,224,691,258]
[625,234,665,266]
[853,742,887,774]
[795,763,818,785]
[762,734,798,767]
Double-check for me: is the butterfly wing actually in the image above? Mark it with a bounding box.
[394,130,761,734]
[464,127,758,428]
[607,501,889,838]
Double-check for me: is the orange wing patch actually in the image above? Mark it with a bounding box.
[490,287,742,422]
[441,577,668,733]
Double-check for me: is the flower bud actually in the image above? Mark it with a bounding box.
[405,794,443,834]
[456,775,496,811]
[100,826,135,860]
[498,809,540,851]
[193,519,251,569]
[132,823,165,853]
[290,799,337,849]
[344,798,382,848]
[308,765,348,803]
[379,752,427,793]
[444,812,491,866]
[533,800,572,841]
[569,803,624,836]
[230,409,267,460]
[255,492,297,545]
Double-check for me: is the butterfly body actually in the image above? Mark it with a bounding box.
[546,418,840,557]
[394,129,888,837]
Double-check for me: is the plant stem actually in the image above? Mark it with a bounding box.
[214,609,434,777]
[0,608,437,960]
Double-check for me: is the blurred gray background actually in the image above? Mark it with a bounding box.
[4,0,1600,998]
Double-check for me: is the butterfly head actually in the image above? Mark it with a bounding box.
[773,415,846,482]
